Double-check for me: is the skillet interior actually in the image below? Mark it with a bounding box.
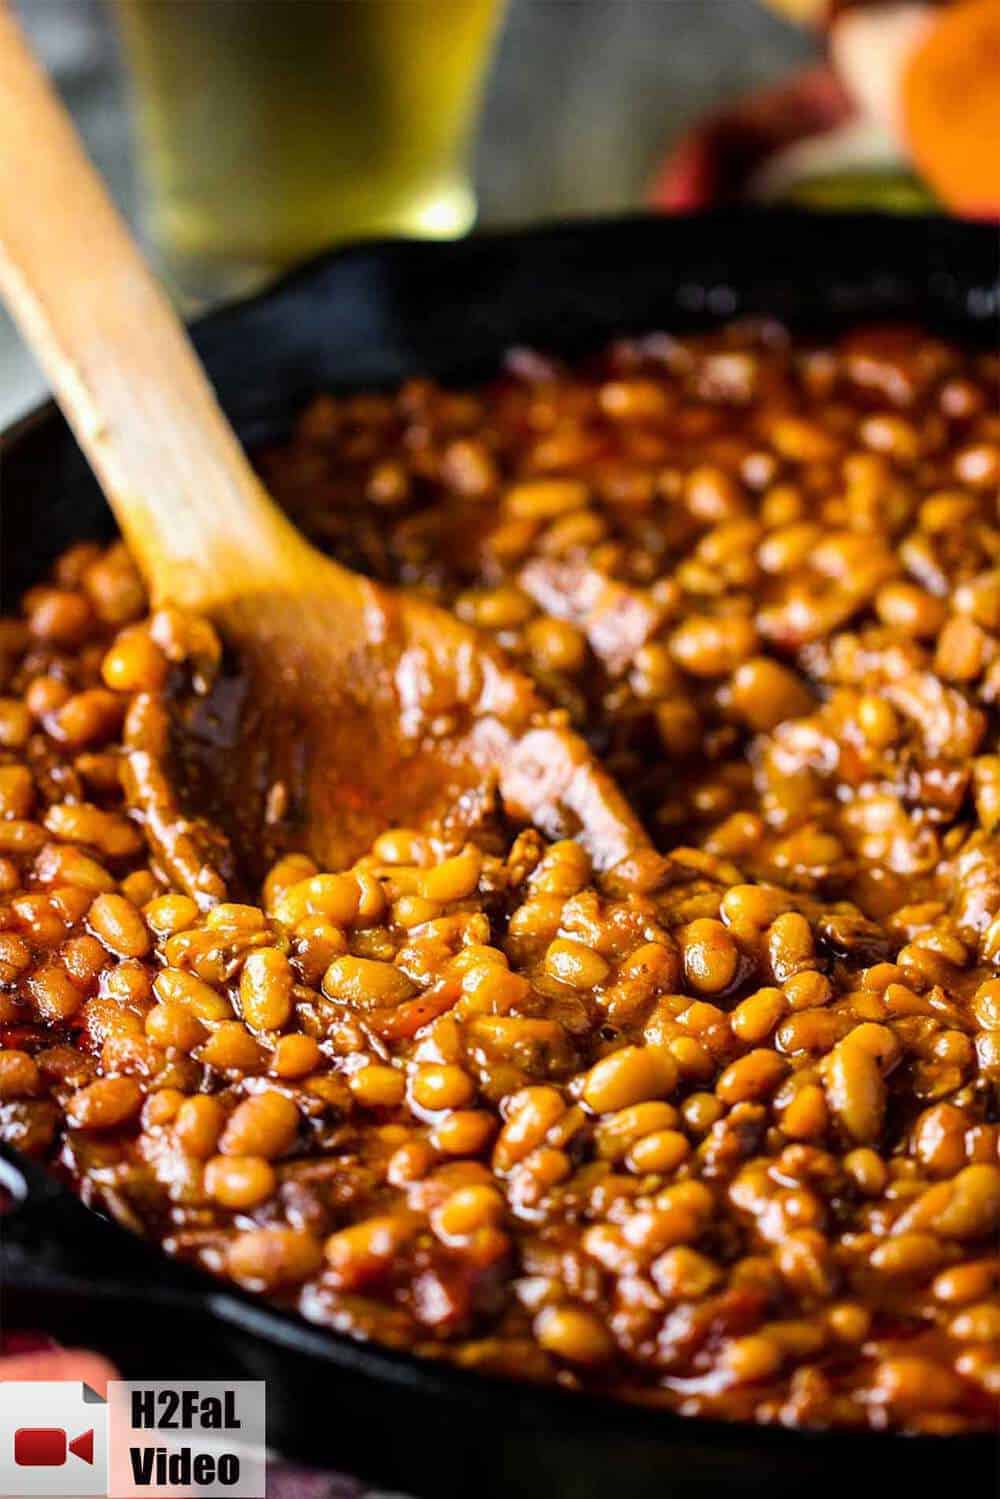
[1,213,997,1497]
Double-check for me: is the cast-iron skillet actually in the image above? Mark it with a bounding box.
[1,214,997,1497]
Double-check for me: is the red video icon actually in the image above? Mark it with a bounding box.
[14,1427,95,1467]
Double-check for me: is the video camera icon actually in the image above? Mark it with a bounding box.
[0,1383,106,1496]
[14,1425,96,1467]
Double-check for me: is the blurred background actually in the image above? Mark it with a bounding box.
[1,0,816,425]
[2,0,994,426]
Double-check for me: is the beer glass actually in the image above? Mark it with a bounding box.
[114,0,503,305]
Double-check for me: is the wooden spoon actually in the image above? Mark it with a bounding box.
[0,8,657,895]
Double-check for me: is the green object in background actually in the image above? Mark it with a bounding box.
[783,168,939,213]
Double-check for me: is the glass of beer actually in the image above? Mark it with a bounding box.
[113,0,503,306]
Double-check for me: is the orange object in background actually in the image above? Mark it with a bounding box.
[759,0,827,18]
[902,0,1000,215]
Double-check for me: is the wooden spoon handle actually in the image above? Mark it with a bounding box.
[0,5,311,610]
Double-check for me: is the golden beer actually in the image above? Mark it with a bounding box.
[114,0,502,303]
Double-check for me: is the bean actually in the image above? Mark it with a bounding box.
[411,1064,475,1111]
[240,948,294,1031]
[545,938,610,989]
[87,893,151,958]
[322,955,415,1007]
[324,1215,419,1289]
[219,1092,299,1159]
[534,1304,615,1365]
[227,1227,322,1289]
[717,1051,788,1104]
[350,1064,406,1108]
[205,1155,276,1209]
[682,919,738,994]
[174,1095,225,1158]
[66,1076,142,1130]
[581,1046,677,1114]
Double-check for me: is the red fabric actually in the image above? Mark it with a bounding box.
[0,1346,117,1393]
[649,64,854,210]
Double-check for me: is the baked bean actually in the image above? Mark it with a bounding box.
[219,1092,299,1158]
[875,583,947,638]
[205,1154,276,1209]
[53,690,123,748]
[324,1215,419,1289]
[322,955,415,1007]
[581,1046,677,1114]
[535,1304,615,1365]
[432,1183,504,1239]
[430,1109,495,1156]
[271,1034,322,1079]
[240,948,294,1031]
[506,479,589,518]
[35,844,116,894]
[949,1302,1000,1343]
[493,1087,565,1171]
[783,971,832,1011]
[531,839,592,895]
[58,934,106,989]
[102,627,169,691]
[6,324,999,1434]
[174,1095,225,1158]
[729,658,812,731]
[595,1101,679,1160]
[66,1076,142,1130]
[870,1233,946,1277]
[143,893,199,937]
[145,1002,207,1052]
[0,820,46,856]
[350,1064,406,1108]
[45,802,142,859]
[27,587,93,645]
[873,1358,962,1413]
[932,1261,996,1306]
[825,1029,890,1144]
[682,919,738,994]
[87,893,151,958]
[28,963,84,1022]
[0,1049,42,1098]
[723,1335,783,1382]
[767,913,814,983]
[0,764,33,818]
[525,617,587,673]
[227,1227,322,1289]
[843,1148,888,1197]
[0,695,31,746]
[545,938,610,989]
[626,1129,690,1174]
[263,853,317,911]
[154,968,232,1022]
[669,615,758,678]
[199,1022,266,1073]
[275,873,360,927]
[411,1064,475,1111]
[416,845,482,902]
[731,988,787,1044]
[652,1245,723,1299]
